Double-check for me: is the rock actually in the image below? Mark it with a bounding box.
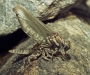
[0,0,90,75]
[0,0,82,34]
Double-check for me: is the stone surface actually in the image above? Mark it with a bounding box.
[0,0,81,34]
[0,0,53,35]
[0,0,90,75]
[0,14,90,75]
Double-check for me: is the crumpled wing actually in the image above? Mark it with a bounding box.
[13,4,53,42]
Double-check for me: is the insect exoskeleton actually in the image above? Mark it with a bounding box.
[46,33,66,48]
[11,4,71,60]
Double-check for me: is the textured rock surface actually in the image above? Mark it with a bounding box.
[0,0,90,75]
[0,0,81,34]
[0,0,53,34]
[0,14,90,75]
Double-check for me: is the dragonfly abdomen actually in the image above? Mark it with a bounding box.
[20,22,44,42]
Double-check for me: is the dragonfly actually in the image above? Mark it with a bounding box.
[9,4,70,61]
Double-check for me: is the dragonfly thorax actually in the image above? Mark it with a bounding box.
[46,33,65,48]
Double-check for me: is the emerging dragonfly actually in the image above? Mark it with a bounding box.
[9,4,70,60]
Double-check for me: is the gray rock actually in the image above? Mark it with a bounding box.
[0,0,90,75]
[0,0,82,34]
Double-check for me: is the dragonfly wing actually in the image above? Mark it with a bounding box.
[13,4,53,42]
